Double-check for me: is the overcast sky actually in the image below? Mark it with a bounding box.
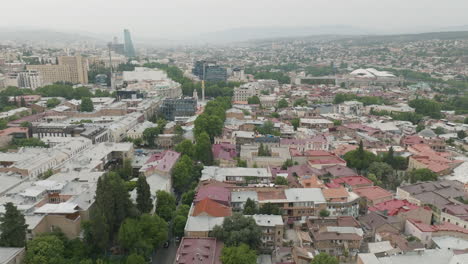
[4,0,468,39]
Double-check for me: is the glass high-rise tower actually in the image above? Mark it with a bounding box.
[123,29,136,58]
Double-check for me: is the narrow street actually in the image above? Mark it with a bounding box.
[152,239,177,264]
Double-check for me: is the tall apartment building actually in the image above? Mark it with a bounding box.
[160,97,197,121]
[18,70,43,90]
[192,60,227,82]
[27,56,88,85]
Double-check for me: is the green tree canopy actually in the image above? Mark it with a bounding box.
[243,198,258,215]
[155,190,176,222]
[277,98,288,109]
[80,97,94,112]
[172,155,194,194]
[247,96,261,105]
[24,234,65,264]
[212,213,262,248]
[409,168,438,183]
[310,253,339,264]
[136,176,153,214]
[46,98,61,108]
[195,132,214,165]
[409,98,442,118]
[274,176,289,186]
[343,141,378,172]
[0,202,27,247]
[220,244,257,264]
[175,139,195,158]
[259,203,282,215]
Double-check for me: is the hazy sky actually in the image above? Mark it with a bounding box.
[4,0,468,39]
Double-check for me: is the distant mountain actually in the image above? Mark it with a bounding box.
[0,28,105,44]
[190,25,374,44]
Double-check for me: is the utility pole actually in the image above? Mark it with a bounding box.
[107,42,114,90]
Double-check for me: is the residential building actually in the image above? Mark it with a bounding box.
[250,214,284,250]
[174,237,223,264]
[354,186,393,207]
[27,56,88,84]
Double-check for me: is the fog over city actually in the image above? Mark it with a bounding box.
[2,0,468,41]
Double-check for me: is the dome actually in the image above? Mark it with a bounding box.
[418,128,437,138]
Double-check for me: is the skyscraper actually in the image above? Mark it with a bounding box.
[123,29,136,58]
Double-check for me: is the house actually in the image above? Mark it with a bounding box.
[0,127,29,148]
[396,180,466,210]
[0,247,25,264]
[441,204,468,229]
[369,199,432,229]
[327,176,373,189]
[405,219,468,247]
[307,216,363,257]
[184,215,225,237]
[201,166,272,184]
[230,191,258,210]
[192,198,232,217]
[323,187,360,217]
[308,156,347,170]
[139,150,180,177]
[300,118,333,130]
[357,248,468,264]
[250,214,284,250]
[240,145,291,168]
[212,143,237,167]
[359,211,401,237]
[322,165,358,178]
[174,237,223,264]
[195,185,231,207]
[408,144,462,175]
[354,186,393,207]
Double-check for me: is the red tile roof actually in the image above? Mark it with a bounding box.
[408,219,468,235]
[354,186,393,201]
[369,199,426,216]
[331,175,373,187]
[175,237,223,264]
[192,198,232,217]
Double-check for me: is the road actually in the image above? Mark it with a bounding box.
[152,239,177,264]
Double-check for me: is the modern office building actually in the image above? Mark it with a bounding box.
[123,29,136,58]
[192,60,227,82]
[160,97,197,121]
[27,56,88,85]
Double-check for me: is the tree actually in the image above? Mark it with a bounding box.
[291,118,300,131]
[220,244,257,264]
[343,141,377,172]
[243,198,257,215]
[310,253,339,264]
[319,209,330,218]
[173,213,187,238]
[409,98,442,118]
[409,168,438,183]
[136,176,153,214]
[181,189,195,205]
[172,155,193,194]
[143,127,161,148]
[236,158,247,167]
[258,203,282,215]
[0,202,27,247]
[82,211,109,255]
[257,121,277,136]
[367,173,382,186]
[416,123,425,132]
[277,99,288,109]
[126,254,146,264]
[258,143,272,156]
[46,98,61,108]
[117,158,133,180]
[195,132,213,165]
[368,162,397,189]
[24,234,65,264]
[281,159,294,170]
[247,96,261,105]
[458,130,466,139]
[294,98,308,107]
[119,214,168,257]
[434,127,445,135]
[212,213,262,248]
[80,97,94,112]
[175,139,195,158]
[94,172,135,239]
[155,190,176,222]
[274,177,288,186]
